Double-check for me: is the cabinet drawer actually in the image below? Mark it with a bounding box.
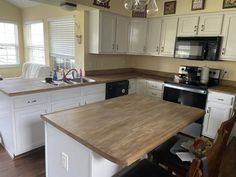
[208,92,235,106]
[50,87,81,102]
[147,80,163,90]
[13,94,48,109]
[146,89,163,99]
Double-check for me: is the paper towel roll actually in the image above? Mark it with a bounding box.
[201,67,209,84]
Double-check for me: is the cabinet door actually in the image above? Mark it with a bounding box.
[129,19,147,54]
[160,17,178,57]
[221,13,236,60]
[136,79,147,95]
[198,14,223,36]
[14,104,48,155]
[178,16,199,36]
[116,16,129,54]
[202,102,232,139]
[85,93,105,105]
[146,18,162,56]
[100,12,116,53]
[51,97,81,112]
[128,79,136,95]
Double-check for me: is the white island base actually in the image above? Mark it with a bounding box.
[45,123,121,177]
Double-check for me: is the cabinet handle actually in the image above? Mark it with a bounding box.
[112,44,115,51]
[222,48,226,55]
[194,25,198,33]
[205,108,211,133]
[117,44,119,51]
[217,98,224,101]
[156,46,159,52]
[27,100,37,104]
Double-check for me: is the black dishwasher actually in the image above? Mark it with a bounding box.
[106,80,129,99]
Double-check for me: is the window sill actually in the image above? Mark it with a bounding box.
[0,64,21,69]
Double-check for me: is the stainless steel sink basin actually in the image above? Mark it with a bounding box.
[57,77,96,85]
[70,77,96,84]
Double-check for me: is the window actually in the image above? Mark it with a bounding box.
[0,22,19,66]
[25,22,45,64]
[48,16,75,70]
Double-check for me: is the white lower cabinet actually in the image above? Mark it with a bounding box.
[136,79,164,99]
[14,104,48,155]
[83,84,106,105]
[202,92,235,139]
[46,123,120,177]
[0,84,106,158]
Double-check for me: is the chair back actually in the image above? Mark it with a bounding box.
[188,158,203,177]
[21,62,50,79]
[204,112,236,177]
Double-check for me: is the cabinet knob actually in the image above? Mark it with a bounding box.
[194,25,198,33]
[201,25,205,32]
[156,46,159,52]
[161,47,164,52]
[222,48,226,55]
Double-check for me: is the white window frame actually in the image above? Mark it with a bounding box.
[0,19,20,68]
[24,20,45,65]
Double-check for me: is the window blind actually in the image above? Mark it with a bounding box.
[25,21,45,64]
[48,16,75,59]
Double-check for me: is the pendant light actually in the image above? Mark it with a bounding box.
[124,0,158,15]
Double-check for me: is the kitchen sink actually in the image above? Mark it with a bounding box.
[44,77,96,86]
[70,77,96,84]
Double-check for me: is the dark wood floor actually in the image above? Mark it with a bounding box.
[0,146,45,177]
[0,138,235,177]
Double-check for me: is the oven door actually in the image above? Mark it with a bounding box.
[163,83,207,137]
[175,37,206,60]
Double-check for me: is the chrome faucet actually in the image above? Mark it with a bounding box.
[64,69,79,80]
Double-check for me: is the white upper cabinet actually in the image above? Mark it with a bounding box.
[178,16,199,36]
[160,17,178,57]
[221,13,236,61]
[116,16,130,54]
[146,18,162,56]
[198,14,223,36]
[178,14,223,37]
[129,18,148,54]
[100,12,116,54]
[88,10,129,54]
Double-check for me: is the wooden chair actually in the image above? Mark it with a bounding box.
[152,112,236,177]
[114,158,203,177]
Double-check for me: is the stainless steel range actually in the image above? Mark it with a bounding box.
[163,66,221,137]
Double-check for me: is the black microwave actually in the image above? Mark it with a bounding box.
[174,37,222,61]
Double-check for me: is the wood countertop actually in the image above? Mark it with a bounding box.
[209,85,236,96]
[0,73,172,96]
[42,95,205,166]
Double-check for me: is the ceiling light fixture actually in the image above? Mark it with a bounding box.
[124,0,158,15]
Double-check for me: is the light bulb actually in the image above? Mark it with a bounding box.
[147,0,158,15]
[124,0,135,11]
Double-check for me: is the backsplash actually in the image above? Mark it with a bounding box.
[129,56,236,81]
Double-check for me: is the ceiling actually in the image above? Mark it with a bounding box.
[7,0,40,8]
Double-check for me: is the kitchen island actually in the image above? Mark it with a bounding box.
[42,95,205,177]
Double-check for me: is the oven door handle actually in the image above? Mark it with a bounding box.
[164,84,207,95]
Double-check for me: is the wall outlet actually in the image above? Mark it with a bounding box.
[61,152,69,172]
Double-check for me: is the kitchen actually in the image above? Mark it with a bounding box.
[0,0,236,177]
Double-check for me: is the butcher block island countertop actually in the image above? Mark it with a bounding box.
[42,95,205,166]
